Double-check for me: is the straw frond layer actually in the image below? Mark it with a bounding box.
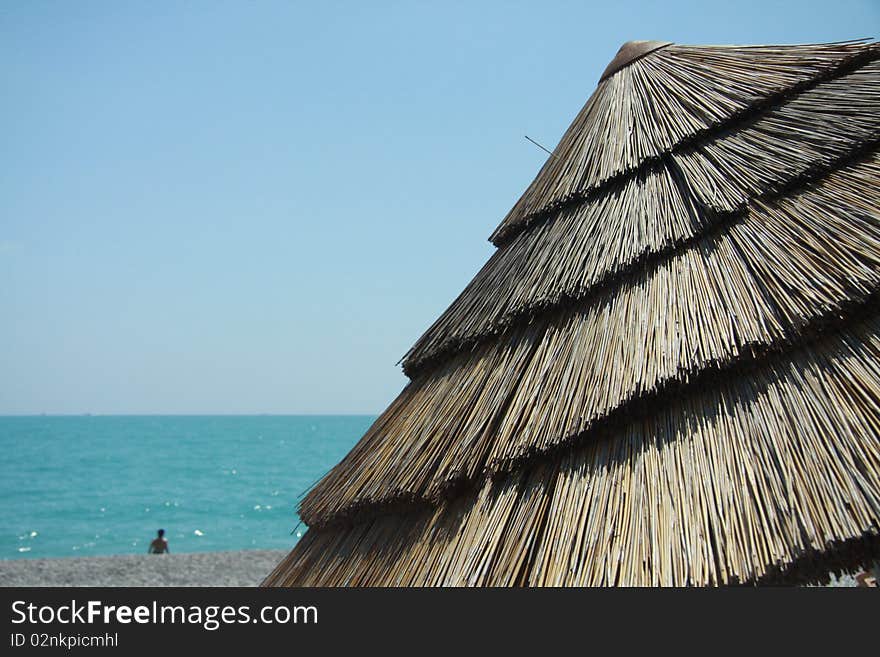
[404,62,880,376]
[268,314,880,586]
[298,321,542,520]
[674,60,880,212]
[491,40,879,246]
[299,152,880,527]
[403,161,706,377]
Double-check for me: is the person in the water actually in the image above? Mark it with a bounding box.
[148,529,169,554]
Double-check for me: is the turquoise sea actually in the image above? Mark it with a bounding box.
[0,415,372,560]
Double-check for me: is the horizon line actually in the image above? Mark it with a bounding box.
[0,412,380,417]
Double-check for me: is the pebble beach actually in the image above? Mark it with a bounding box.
[0,550,288,587]
[0,551,869,586]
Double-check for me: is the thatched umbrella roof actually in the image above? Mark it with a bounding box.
[265,39,880,586]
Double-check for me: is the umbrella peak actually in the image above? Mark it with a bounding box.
[599,40,673,82]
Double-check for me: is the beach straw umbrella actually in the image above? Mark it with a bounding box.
[265,40,880,586]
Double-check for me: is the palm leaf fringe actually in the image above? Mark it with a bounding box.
[268,40,880,587]
[268,314,880,586]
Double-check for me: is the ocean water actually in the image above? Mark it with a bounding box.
[0,415,373,560]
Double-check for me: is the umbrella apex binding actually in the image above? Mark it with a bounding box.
[599,40,674,82]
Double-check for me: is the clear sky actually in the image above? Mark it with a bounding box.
[1,1,877,414]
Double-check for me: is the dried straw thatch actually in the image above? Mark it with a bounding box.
[265,40,880,586]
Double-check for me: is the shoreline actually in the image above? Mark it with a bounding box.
[0,550,288,587]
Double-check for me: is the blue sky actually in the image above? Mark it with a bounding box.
[1,1,877,414]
